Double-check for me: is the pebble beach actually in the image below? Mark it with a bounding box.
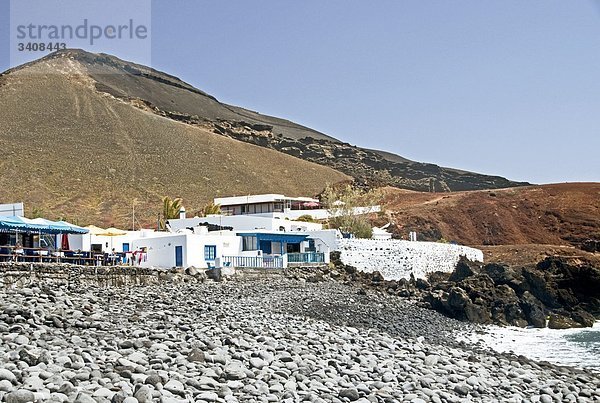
[0,267,599,403]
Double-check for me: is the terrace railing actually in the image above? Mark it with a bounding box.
[221,255,284,269]
[287,252,325,265]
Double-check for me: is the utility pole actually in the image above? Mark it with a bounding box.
[132,198,139,231]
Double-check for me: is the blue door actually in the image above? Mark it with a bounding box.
[259,240,272,254]
[121,243,130,264]
[175,246,183,267]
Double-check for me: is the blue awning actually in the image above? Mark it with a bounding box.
[0,216,89,234]
[237,232,309,244]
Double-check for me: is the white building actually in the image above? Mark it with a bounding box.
[167,214,323,233]
[130,229,241,269]
[0,202,24,216]
[215,194,324,219]
[67,229,147,254]
[214,193,381,221]
[127,227,329,270]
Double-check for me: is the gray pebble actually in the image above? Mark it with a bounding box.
[5,389,35,403]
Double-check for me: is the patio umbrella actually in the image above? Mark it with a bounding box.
[104,227,127,253]
[104,227,127,237]
[85,225,110,236]
[61,233,70,250]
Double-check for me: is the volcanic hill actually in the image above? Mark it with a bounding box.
[0,49,532,226]
[379,183,600,251]
[0,51,349,227]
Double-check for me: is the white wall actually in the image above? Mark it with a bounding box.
[338,239,483,280]
[130,232,242,269]
[131,233,186,268]
[185,232,241,268]
[67,230,153,253]
[284,206,381,221]
[306,229,341,253]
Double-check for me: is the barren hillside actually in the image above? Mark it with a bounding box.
[381,183,600,248]
[3,50,529,192]
[0,55,349,227]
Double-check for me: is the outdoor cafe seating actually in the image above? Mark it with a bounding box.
[0,216,130,266]
[0,245,128,266]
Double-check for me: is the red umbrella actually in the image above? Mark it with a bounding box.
[61,233,70,250]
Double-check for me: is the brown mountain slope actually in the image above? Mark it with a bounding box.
[11,49,529,192]
[0,55,349,227]
[381,183,600,248]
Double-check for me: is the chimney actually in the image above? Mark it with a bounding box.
[179,206,186,219]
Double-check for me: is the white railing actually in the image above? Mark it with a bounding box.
[221,255,284,269]
[287,252,325,265]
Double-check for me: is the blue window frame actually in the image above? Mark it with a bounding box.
[204,245,217,261]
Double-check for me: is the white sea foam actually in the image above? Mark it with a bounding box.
[460,322,600,371]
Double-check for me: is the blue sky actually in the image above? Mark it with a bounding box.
[3,1,600,184]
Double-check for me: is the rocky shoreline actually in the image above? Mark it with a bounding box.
[1,263,599,402]
[324,253,600,330]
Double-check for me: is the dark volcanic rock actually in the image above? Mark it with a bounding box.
[423,256,600,329]
[581,239,600,253]
[449,258,480,282]
[520,291,547,328]
[548,313,582,330]
[484,263,519,286]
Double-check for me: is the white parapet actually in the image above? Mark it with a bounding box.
[338,239,483,281]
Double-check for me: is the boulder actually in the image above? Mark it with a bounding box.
[205,267,221,282]
[370,271,385,284]
[484,263,517,285]
[449,257,481,282]
[548,313,581,329]
[464,303,491,324]
[504,303,528,327]
[571,309,596,327]
[415,278,430,290]
[522,268,560,308]
[448,287,470,311]
[520,291,546,328]
[185,266,198,276]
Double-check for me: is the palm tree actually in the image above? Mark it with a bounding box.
[160,196,183,230]
[201,202,221,216]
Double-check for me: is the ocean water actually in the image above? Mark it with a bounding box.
[461,321,600,371]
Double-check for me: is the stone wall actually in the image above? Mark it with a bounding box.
[0,263,189,289]
[338,239,484,280]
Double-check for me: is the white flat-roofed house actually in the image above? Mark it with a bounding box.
[166,212,340,257]
[126,227,330,270]
[129,229,241,269]
[214,193,380,221]
[214,194,330,220]
[231,229,330,267]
